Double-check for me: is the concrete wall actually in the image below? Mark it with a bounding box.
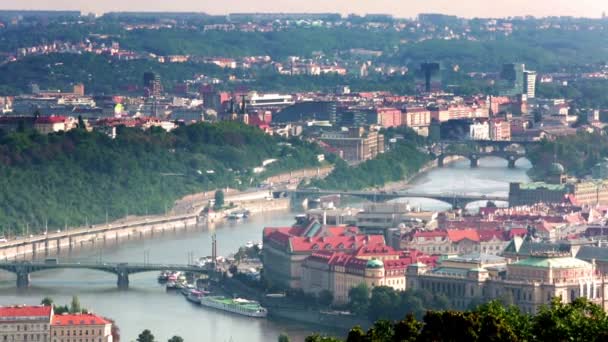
[0,215,200,261]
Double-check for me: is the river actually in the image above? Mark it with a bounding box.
[0,157,531,341]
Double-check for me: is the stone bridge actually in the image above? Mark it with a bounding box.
[438,139,538,168]
[285,189,508,210]
[438,151,527,168]
[0,261,210,289]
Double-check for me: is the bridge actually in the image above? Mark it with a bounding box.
[285,189,508,209]
[0,261,210,289]
[438,151,527,168]
[437,139,539,169]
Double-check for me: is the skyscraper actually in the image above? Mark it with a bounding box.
[499,63,525,96]
[524,70,537,99]
[418,62,441,93]
[143,72,162,98]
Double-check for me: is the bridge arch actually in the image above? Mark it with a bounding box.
[438,151,527,168]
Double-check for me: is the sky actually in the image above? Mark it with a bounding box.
[0,0,607,19]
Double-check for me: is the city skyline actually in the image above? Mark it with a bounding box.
[0,0,607,19]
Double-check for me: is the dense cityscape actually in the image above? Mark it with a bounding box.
[2,5,608,342]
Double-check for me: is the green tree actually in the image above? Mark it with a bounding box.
[278,333,290,342]
[214,190,225,209]
[168,336,183,342]
[69,296,81,313]
[393,315,423,342]
[40,297,53,306]
[137,329,155,342]
[77,115,86,130]
[348,283,370,316]
[369,286,400,321]
[317,290,334,307]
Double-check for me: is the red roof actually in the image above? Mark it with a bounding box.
[52,313,111,326]
[0,305,52,318]
[35,115,67,124]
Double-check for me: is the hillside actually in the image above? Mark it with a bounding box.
[0,122,323,235]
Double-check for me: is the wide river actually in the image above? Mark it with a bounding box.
[0,157,531,341]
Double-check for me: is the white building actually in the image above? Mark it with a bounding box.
[469,121,490,140]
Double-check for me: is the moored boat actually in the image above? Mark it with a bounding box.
[186,289,205,304]
[199,296,268,318]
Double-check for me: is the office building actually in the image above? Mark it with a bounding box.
[319,127,385,163]
[143,72,162,98]
[418,63,441,93]
[500,63,525,96]
[524,70,537,99]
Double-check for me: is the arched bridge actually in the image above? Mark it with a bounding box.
[438,151,527,168]
[0,261,210,289]
[285,189,508,209]
[438,139,538,168]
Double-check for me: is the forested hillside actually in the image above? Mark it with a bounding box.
[0,122,322,235]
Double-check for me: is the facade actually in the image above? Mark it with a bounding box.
[319,128,384,163]
[403,108,431,136]
[375,108,402,128]
[499,63,525,96]
[469,121,490,140]
[509,182,569,206]
[33,115,74,134]
[489,118,511,140]
[524,70,537,99]
[262,219,385,289]
[143,72,162,98]
[407,252,608,314]
[51,313,113,342]
[401,229,514,256]
[0,305,53,342]
[301,246,433,304]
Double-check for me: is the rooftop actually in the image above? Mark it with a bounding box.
[51,313,111,326]
[0,305,52,318]
[511,256,591,269]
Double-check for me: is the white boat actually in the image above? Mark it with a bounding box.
[181,284,195,296]
[228,212,245,220]
[245,241,254,248]
[199,296,268,318]
[186,290,205,304]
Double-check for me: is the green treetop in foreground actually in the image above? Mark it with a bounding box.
[306,297,608,342]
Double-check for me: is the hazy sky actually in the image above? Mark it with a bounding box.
[1,0,607,19]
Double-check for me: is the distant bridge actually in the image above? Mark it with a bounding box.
[0,261,210,289]
[438,151,527,168]
[283,189,508,209]
[438,139,539,168]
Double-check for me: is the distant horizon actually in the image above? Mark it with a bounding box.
[0,0,606,19]
[0,8,606,21]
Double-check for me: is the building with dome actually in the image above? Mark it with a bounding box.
[406,252,608,314]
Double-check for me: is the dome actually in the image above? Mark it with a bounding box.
[366,258,384,269]
[549,162,565,175]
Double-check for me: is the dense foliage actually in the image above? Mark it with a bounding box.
[309,128,430,190]
[0,53,227,95]
[537,79,608,109]
[0,122,322,234]
[345,285,450,321]
[526,132,608,178]
[305,298,608,342]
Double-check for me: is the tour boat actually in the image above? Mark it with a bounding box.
[186,289,205,304]
[199,296,268,318]
[227,212,245,220]
[180,283,195,295]
[166,281,179,290]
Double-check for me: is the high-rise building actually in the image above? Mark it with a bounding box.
[500,63,525,96]
[418,62,441,93]
[524,70,537,99]
[143,72,162,98]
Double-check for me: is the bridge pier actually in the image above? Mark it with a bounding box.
[438,157,444,168]
[16,271,30,289]
[508,159,516,169]
[470,157,479,168]
[117,270,129,289]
